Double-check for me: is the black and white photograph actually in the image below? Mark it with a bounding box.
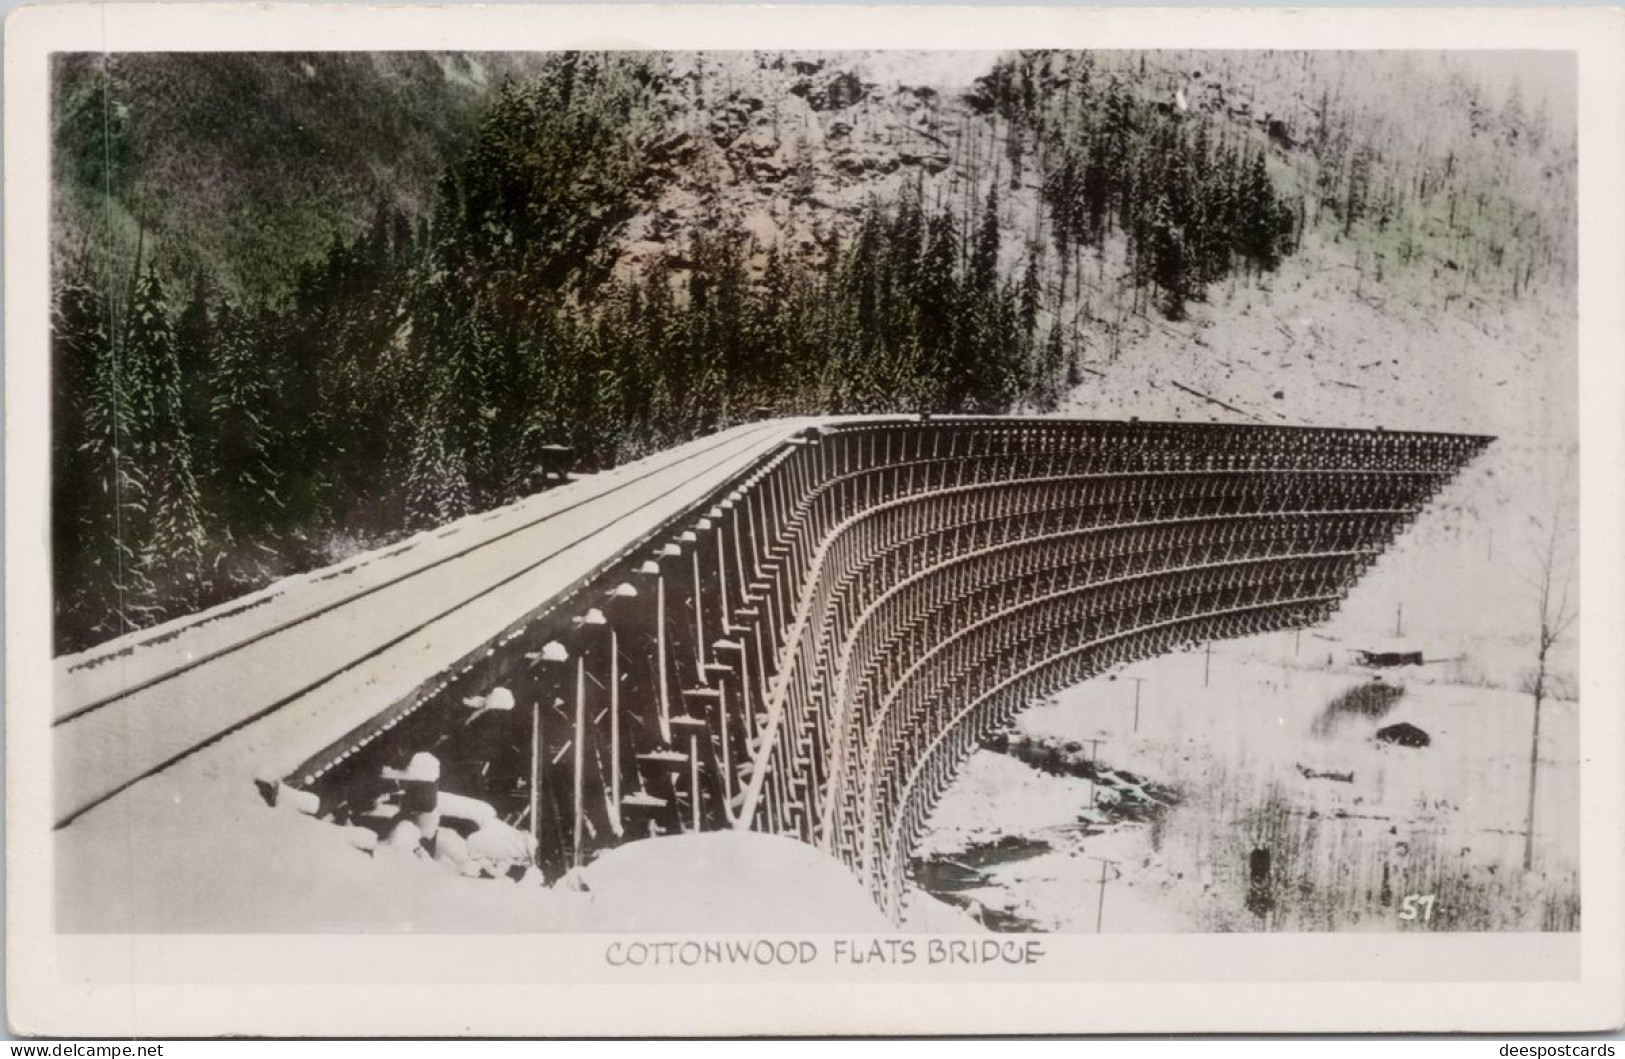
[6,2,1624,1038]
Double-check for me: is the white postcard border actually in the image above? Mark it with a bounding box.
[6,3,1623,1037]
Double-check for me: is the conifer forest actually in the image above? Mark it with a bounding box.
[50,50,1575,654]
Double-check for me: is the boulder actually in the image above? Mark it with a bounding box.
[1376,722,1431,748]
[792,70,870,112]
[899,150,951,174]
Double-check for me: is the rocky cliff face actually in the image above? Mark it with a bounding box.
[614,52,1024,283]
[607,49,1574,329]
[611,50,1302,286]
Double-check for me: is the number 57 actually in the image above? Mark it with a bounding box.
[1399,894,1436,922]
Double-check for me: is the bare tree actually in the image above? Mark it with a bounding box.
[1520,465,1578,872]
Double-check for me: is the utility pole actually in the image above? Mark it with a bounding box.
[1204,642,1212,687]
[1128,677,1146,733]
[529,698,542,863]
[1295,628,1302,658]
[1090,856,1121,933]
[1083,737,1105,809]
[1395,602,1405,638]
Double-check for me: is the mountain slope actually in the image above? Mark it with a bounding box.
[52,51,548,300]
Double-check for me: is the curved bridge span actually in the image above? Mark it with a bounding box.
[54,416,1490,922]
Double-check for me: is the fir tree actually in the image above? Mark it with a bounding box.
[970,187,1002,296]
[205,302,284,535]
[52,265,132,645]
[121,266,208,615]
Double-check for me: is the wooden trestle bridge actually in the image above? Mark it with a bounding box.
[53,416,1490,924]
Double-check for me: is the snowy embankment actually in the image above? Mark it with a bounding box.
[921,633,1580,933]
[65,769,886,933]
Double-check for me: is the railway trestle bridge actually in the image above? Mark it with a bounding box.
[53,416,1490,923]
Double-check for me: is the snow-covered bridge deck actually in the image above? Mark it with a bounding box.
[53,418,817,829]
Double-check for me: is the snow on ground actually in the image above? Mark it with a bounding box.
[59,755,885,933]
[58,768,594,932]
[909,629,1580,933]
[900,889,989,933]
[581,832,889,932]
[915,751,1098,859]
[1055,235,1577,442]
[1048,233,1579,689]
[911,753,1196,932]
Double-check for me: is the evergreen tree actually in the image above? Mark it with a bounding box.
[1242,151,1289,273]
[1043,323,1067,404]
[174,272,216,440]
[205,303,284,536]
[404,387,472,530]
[970,187,1002,296]
[1019,249,1043,336]
[52,265,133,646]
[121,266,209,616]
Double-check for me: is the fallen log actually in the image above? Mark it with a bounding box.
[1171,380,1259,421]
